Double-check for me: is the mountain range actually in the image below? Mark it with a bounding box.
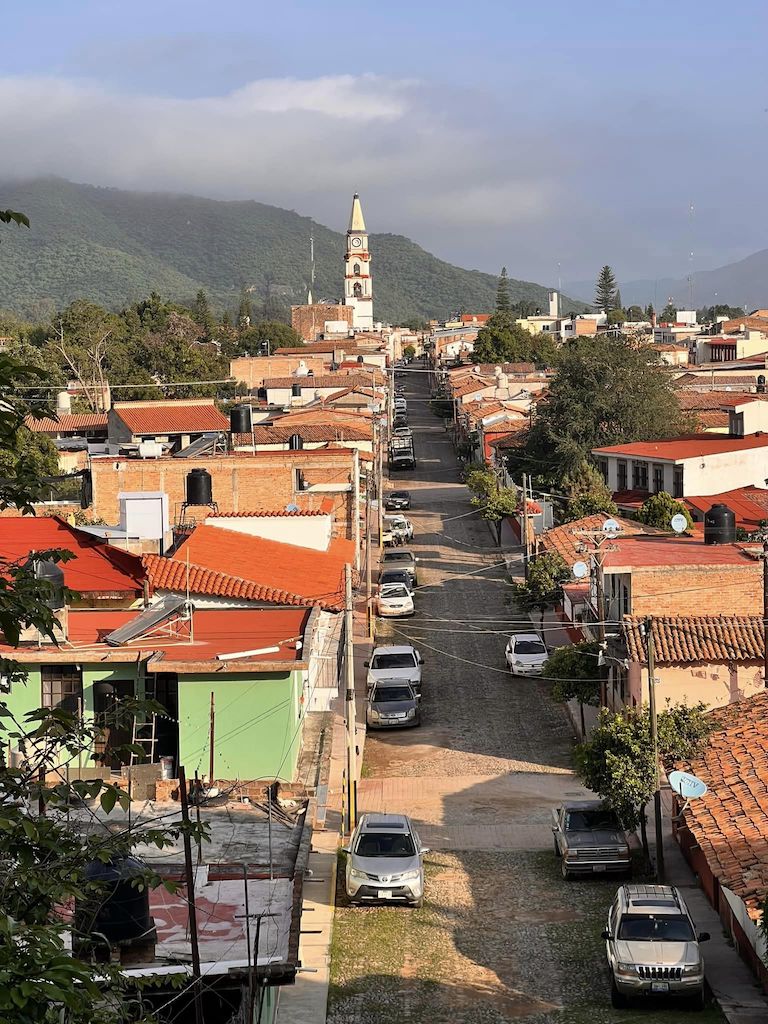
[0,178,586,323]
[567,248,768,312]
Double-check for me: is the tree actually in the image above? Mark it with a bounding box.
[464,466,518,545]
[660,302,677,323]
[235,320,303,356]
[575,702,712,863]
[626,305,645,322]
[636,491,692,532]
[472,313,534,365]
[512,551,570,628]
[560,460,618,522]
[547,641,604,737]
[237,287,253,330]
[523,335,689,483]
[645,303,655,320]
[0,427,59,481]
[613,288,623,312]
[594,265,618,313]
[193,287,216,338]
[496,266,511,312]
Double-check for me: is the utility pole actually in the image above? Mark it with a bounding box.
[644,617,665,882]
[366,474,373,640]
[178,766,204,1024]
[521,473,531,576]
[344,564,357,832]
[377,418,384,550]
[572,524,620,704]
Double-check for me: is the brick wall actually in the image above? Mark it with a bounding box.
[89,450,357,538]
[229,354,327,389]
[631,563,762,617]
[291,304,353,342]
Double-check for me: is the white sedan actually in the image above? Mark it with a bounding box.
[505,632,548,676]
[376,583,415,618]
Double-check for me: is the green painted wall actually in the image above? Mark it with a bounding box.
[177,671,302,782]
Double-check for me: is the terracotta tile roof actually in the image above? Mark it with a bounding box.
[721,315,768,333]
[171,525,355,610]
[675,691,768,919]
[264,373,381,390]
[612,488,656,509]
[143,554,318,608]
[487,426,529,450]
[676,392,765,411]
[623,614,764,664]
[592,433,768,460]
[207,509,329,518]
[452,378,493,398]
[25,413,108,434]
[685,486,768,531]
[674,373,759,388]
[232,423,370,445]
[114,401,228,436]
[694,410,729,429]
[540,514,661,566]
[0,516,143,595]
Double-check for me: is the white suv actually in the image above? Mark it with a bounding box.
[602,884,709,1010]
[343,813,427,906]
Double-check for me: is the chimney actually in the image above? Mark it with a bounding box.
[548,290,559,318]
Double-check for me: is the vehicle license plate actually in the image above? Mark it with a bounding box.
[651,982,669,993]
[378,890,393,899]
[592,865,606,873]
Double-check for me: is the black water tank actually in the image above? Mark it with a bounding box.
[288,433,304,451]
[291,383,302,398]
[704,503,736,545]
[230,404,252,433]
[77,856,155,946]
[758,374,766,394]
[186,468,213,505]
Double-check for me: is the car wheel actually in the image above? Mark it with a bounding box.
[610,978,628,1009]
[410,896,423,909]
[560,858,572,880]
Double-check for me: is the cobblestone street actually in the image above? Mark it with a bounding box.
[328,364,724,1023]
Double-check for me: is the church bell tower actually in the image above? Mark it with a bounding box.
[344,193,374,331]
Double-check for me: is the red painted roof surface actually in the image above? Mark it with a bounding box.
[604,534,755,569]
[0,517,143,594]
[143,554,322,609]
[593,433,768,460]
[25,413,108,434]
[541,514,659,566]
[172,525,354,609]
[675,690,768,919]
[114,401,228,435]
[9,607,308,664]
[685,486,768,531]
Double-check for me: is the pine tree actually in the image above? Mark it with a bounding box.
[613,288,623,312]
[645,303,655,319]
[237,287,253,331]
[496,266,511,313]
[594,265,617,312]
[193,288,215,337]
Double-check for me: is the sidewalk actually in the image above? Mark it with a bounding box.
[654,790,768,1024]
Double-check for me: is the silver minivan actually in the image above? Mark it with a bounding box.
[343,813,428,906]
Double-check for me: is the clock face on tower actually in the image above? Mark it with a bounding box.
[351,236,363,248]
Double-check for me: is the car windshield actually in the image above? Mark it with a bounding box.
[372,685,413,702]
[382,585,409,599]
[392,492,409,499]
[566,809,621,831]
[617,915,695,942]
[372,653,417,669]
[514,639,546,655]
[381,573,410,586]
[384,552,413,562]
[355,832,416,858]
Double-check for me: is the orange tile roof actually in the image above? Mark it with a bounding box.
[677,392,765,411]
[25,413,108,433]
[604,534,756,569]
[540,514,661,567]
[114,401,228,435]
[675,691,768,919]
[143,554,318,608]
[685,486,768,531]
[721,315,768,334]
[208,509,329,519]
[452,378,493,398]
[694,410,729,429]
[623,614,764,664]
[592,433,768,460]
[171,525,354,610]
[233,423,370,445]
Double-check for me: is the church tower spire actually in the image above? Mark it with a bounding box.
[343,192,373,331]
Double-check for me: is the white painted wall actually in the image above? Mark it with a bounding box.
[207,513,333,551]
[306,610,342,712]
[598,445,768,497]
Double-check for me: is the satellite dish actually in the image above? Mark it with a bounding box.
[284,503,300,513]
[670,513,688,534]
[668,770,708,800]
[572,560,589,580]
[602,518,621,534]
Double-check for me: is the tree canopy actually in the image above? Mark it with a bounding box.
[636,491,693,532]
[512,551,570,627]
[546,641,605,736]
[560,460,618,522]
[594,265,618,313]
[496,266,511,312]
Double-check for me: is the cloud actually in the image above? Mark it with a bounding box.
[0,72,560,265]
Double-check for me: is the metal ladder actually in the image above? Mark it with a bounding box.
[129,714,157,767]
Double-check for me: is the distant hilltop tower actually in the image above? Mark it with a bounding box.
[343,193,373,331]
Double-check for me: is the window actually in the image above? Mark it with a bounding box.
[617,460,627,491]
[42,665,83,713]
[632,461,648,490]
[652,464,664,494]
[673,465,684,498]
[597,458,609,484]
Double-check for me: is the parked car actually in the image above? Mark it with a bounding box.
[385,491,411,511]
[552,801,631,879]
[505,632,548,675]
[384,514,413,542]
[365,644,423,694]
[366,681,420,728]
[392,426,412,438]
[602,884,709,1010]
[378,569,414,593]
[394,397,407,411]
[393,415,408,430]
[343,813,428,906]
[381,549,418,585]
[377,582,415,617]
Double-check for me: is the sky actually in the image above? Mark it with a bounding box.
[2,0,767,290]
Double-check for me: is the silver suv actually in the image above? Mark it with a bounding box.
[343,813,428,906]
[602,884,709,1010]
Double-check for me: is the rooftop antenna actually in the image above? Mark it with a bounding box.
[687,201,695,310]
[307,232,315,304]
